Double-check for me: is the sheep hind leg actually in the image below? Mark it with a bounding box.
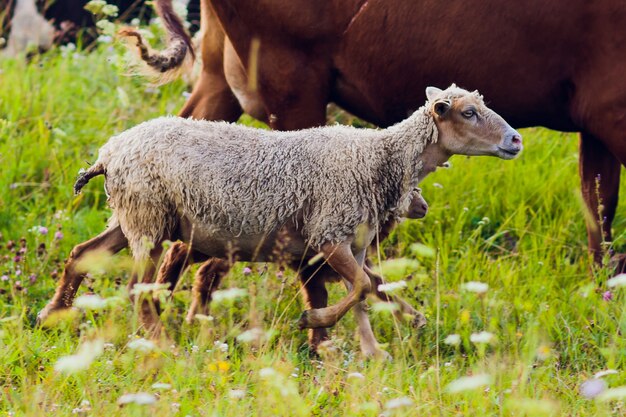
[37,225,128,325]
[186,258,231,323]
[364,264,427,329]
[128,244,167,335]
[296,264,331,353]
[297,243,371,329]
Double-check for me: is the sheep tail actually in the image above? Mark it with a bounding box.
[74,164,105,195]
[118,0,194,85]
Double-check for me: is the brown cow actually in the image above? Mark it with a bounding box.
[122,0,626,270]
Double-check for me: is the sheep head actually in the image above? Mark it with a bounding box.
[426,84,523,160]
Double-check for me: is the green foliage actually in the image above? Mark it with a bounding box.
[2,45,626,416]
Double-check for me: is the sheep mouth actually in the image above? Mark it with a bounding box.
[497,146,521,159]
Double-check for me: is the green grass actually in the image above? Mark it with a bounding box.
[2,44,626,416]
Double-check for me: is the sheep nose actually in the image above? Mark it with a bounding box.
[511,133,522,146]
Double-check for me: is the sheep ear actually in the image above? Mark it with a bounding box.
[433,99,451,117]
[425,86,442,102]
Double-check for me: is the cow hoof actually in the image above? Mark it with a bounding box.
[411,312,427,329]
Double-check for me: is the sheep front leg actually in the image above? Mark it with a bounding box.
[298,243,371,329]
[37,226,128,324]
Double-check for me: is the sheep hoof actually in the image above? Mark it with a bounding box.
[411,312,427,329]
[363,346,392,361]
[298,310,311,330]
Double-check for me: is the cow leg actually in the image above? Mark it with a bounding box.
[186,258,231,322]
[178,1,242,121]
[298,243,371,329]
[579,132,621,266]
[37,225,128,324]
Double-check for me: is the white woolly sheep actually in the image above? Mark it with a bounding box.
[37,85,522,349]
[157,188,429,357]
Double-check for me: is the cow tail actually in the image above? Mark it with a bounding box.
[118,0,195,84]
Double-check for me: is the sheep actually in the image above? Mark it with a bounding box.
[156,188,429,356]
[37,85,522,354]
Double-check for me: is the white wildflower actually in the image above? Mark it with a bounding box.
[347,372,365,380]
[194,314,214,322]
[470,331,495,344]
[214,341,228,352]
[236,327,267,343]
[607,274,626,288]
[384,396,414,409]
[371,302,399,313]
[433,183,443,189]
[54,339,104,374]
[96,20,116,36]
[580,379,607,399]
[228,389,246,399]
[461,281,489,294]
[443,334,461,346]
[127,338,157,352]
[117,392,157,406]
[129,283,170,296]
[151,383,172,390]
[445,374,492,393]
[211,288,247,303]
[596,386,626,402]
[259,367,277,378]
[594,369,618,379]
[101,4,118,17]
[74,294,108,310]
[377,280,408,293]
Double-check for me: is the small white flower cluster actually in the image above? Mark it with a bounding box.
[236,327,269,343]
[470,331,495,344]
[580,369,619,400]
[212,288,247,303]
[54,339,104,374]
[446,373,492,393]
[461,281,489,294]
[130,283,171,296]
[117,392,157,406]
[74,294,122,310]
[377,280,407,294]
[607,273,626,288]
[127,338,157,353]
[443,334,461,346]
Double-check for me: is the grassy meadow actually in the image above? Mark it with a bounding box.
[2,43,626,416]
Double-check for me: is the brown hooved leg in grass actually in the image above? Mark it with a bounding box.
[185,258,231,322]
[364,264,427,329]
[37,225,128,324]
[295,263,331,351]
[297,242,371,329]
[128,243,168,334]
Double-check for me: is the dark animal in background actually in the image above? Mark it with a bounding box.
[127,0,626,271]
[0,0,200,51]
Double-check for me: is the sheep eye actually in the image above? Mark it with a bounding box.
[462,110,476,119]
